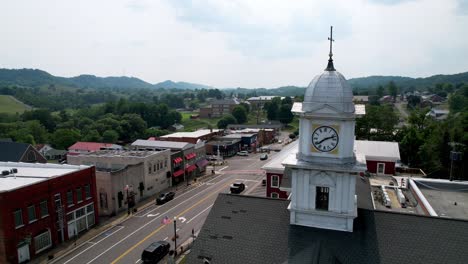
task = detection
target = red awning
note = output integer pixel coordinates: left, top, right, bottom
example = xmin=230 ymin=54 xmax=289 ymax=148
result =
xmin=173 ymin=157 xmax=183 ymax=164
xmin=185 ymin=164 xmax=197 ymax=173
xmin=185 ymin=153 xmax=196 ymax=160
xmin=173 ymin=170 xmax=184 ymax=177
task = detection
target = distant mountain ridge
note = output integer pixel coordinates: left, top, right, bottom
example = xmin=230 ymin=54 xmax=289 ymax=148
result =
xmin=0 ymin=68 xmax=467 ymax=94
xmin=0 ymin=68 xmax=213 ymax=90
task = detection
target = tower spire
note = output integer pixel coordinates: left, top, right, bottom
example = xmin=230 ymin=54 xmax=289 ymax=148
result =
xmin=325 ymin=26 xmax=336 ymax=71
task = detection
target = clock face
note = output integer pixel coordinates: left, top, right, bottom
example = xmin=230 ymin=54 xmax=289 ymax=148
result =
xmin=312 ymin=126 xmax=339 ymax=152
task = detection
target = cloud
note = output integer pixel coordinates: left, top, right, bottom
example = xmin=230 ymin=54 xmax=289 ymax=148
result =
xmin=368 ymin=0 xmax=416 ymax=5
xmin=0 ymin=0 xmax=467 ymax=88
xmin=167 ymin=0 xmax=352 ymax=59
xmin=458 ymin=0 xmax=468 ymax=15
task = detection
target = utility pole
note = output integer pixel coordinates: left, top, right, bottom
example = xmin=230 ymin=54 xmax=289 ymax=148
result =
xmin=173 ymin=217 xmax=177 ymax=257
xmin=449 ymin=142 xmax=464 ymax=181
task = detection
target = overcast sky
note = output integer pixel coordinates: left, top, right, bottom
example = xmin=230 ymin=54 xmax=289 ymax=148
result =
xmin=1 ymin=0 xmax=467 ymax=88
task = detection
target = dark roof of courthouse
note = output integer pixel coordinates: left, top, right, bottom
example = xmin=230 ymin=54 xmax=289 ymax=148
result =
xmin=187 ymin=192 xmax=468 ymax=264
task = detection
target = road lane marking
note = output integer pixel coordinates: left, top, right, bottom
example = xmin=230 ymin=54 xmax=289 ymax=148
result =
xmin=186 ymin=204 xmax=213 ymax=224
xmin=110 ymin=180 xmax=234 ymax=264
xmin=85 ymin=177 xmax=233 ymax=264
xmin=140 ymin=173 xmax=226 ymax=217
xmin=178 ymin=217 xmax=187 ymax=223
xmin=219 ymin=166 xmax=228 ymax=171
xmin=63 ymin=226 xmax=124 ymax=264
xmin=147 ymin=213 xmax=160 ymax=217
xmin=164 ymin=237 xmax=168 ymax=241
xmin=135 ymin=259 xmax=141 ymax=264
xmin=86 ymin=242 xmax=96 ymax=245
xmin=235 ymin=179 xmax=261 ymax=182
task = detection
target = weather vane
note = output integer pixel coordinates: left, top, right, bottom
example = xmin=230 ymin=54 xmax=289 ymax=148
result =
xmin=325 ymin=26 xmax=336 ymax=71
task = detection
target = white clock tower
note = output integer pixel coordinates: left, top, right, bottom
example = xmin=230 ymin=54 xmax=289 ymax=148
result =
xmin=284 ymin=27 xmax=359 ymax=232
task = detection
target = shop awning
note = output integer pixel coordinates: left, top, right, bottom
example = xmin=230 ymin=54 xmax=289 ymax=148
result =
xmin=173 ymin=170 xmax=184 ymax=177
xmin=196 ymin=159 xmax=209 ymax=168
xmin=185 ymin=153 xmax=196 ymax=160
xmin=173 ymin=157 xmax=183 ymax=164
xmin=185 ymin=164 xmax=197 ymax=173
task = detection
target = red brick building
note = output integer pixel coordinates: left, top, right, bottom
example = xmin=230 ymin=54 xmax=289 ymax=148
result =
xmin=262 ymin=141 xmax=299 ymax=199
xmin=0 ymin=162 xmax=98 ymax=263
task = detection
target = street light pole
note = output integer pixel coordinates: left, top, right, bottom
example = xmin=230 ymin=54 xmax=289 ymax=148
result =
xmin=125 ymin=185 xmax=130 ymax=215
xmin=173 ymin=216 xmax=177 ymax=257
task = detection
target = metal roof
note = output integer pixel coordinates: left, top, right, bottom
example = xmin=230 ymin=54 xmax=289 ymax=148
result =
xmin=160 ymin=129 xmax=221 ymax=139
xmin=354 ymin=140 xmax=401 ymax=162
xmin=131 ymin=139 xmax=193 ymax=150
xmin=302 ymin=70 xmax=355 ymax=113
xmin=0 ymin=162 xmax=90 ymax=192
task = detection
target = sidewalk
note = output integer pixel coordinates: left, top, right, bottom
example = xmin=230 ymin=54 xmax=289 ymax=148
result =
xmin=35 ymin=171 xmax=219 ymax=264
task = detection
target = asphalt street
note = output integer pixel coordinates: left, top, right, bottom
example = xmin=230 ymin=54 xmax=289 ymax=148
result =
xmin=53 ymin=151 xmax=278 ymax=264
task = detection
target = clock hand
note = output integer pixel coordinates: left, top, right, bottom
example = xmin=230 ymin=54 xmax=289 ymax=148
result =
xmin=317 ymin=135 xmax=336 ymax=144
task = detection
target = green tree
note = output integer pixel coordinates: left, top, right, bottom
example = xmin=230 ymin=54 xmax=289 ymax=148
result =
xmin=399 ymin=126 xmax=424 ymax=167
xmin=449 ymin=93 xmax=467 ymax=113
xmin=232 ymin=106 xmax=248 ymax=124
xmin=26 ymin=121 xmax=48 ymax=143
xmin=102 ymin=130 xmax=119 ymax=143
xmin=217 ymin=114 xmax=237 ymax=129
xmin=82 ymin=129 xmax=102 ymax=142
xmin=277 ymin=104 xmax=294 ymax=125
xmin=51 ymin=129 xmax=81 ymax=149
xmin=239 ymin=102 xmax=250 ymax=113
xmin=376 ymin=85 xmax=385 ymax=98
xmin=387 ymin=81 xmax=398 ymax=102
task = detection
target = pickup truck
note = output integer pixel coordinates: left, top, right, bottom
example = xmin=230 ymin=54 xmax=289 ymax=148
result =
xmin=230 ymin=182 xmax=246 ymax=194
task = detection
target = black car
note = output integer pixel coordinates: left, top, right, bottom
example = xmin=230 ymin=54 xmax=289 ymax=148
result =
xmin=260 ymin=154 xmax=268 ymax=160
xmin=141 ymin=241 xmax=170 ymax=263
xmin=230 ymin=182 xmax=245 ymax=194
xmin=156 ymin=192 xmax=175 ymax=205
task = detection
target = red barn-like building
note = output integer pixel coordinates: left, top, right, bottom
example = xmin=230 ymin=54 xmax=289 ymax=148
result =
xmin=354 ymin=140 xmax=400 ymax=175
xmin=0 ymin=162 xmax=98 ymax=264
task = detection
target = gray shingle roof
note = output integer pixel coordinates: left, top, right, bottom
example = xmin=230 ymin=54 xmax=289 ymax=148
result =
xmin=0 ymin=141 xmax=30 ymax=162
xmin=188 ymin=192 xmax=468 ymax=264
xmin=289 ymin=209 xmax=468 ymax=264
xmin=187 ymin=194 xmax=290 ymax=264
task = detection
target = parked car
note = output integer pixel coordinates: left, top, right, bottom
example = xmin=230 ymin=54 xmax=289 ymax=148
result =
xmin=156 ymin=192 xmax=175 ymax=205
xmin=141 ymin=241 xmax=170 ymax=263
xmin=260 ymin=154 xmax=268 ymax=160
xmin=237 ymin=151 xmax=249 ymax=156
xmin=230 ymin=182 xmax=246 ymax=194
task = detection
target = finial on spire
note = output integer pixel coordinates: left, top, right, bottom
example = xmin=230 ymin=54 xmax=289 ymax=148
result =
xmin=325 ymin=26 xmax=336 ymax=71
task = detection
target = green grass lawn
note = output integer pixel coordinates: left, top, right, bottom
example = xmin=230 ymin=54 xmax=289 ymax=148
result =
xmin=0 ymin=95 xmax=30 ymax=114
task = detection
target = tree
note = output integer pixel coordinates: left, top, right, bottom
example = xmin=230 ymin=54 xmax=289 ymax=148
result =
xmin=376 ymin=85 xmax=385 ymax=99
xmin=239 ymin=102 xmax=250 ymax=113
xmin=449 ymin=93 xmax=466 ymax=113
xmin=232 ymin=106 xmax=247 ymax=124
xmin=26 ymin=121 xmax=48 ymax=143
xmin=82 ymin=129 xmax=102 ymax=142
xmin=399 ymin=126 xmax=424 ymax=167
xmin=217 ymin=114 xmax=237 ymax=129
xmin=265 ymin=102 xmax=279 ymax=121
xmin=277 ymin=104 xmax=294 ymax=125
xmin=51 ymin=129 xmax=81 ymax=149
xmin=22 ymin=109 xmax=56 ymax=132
xmin=387 ymin=81 xmax=398 ymax=102
xmin=407 ymin=95 xmax=421 ymax=109
xmin=102 ymin=130 xmax=119 ymax=143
